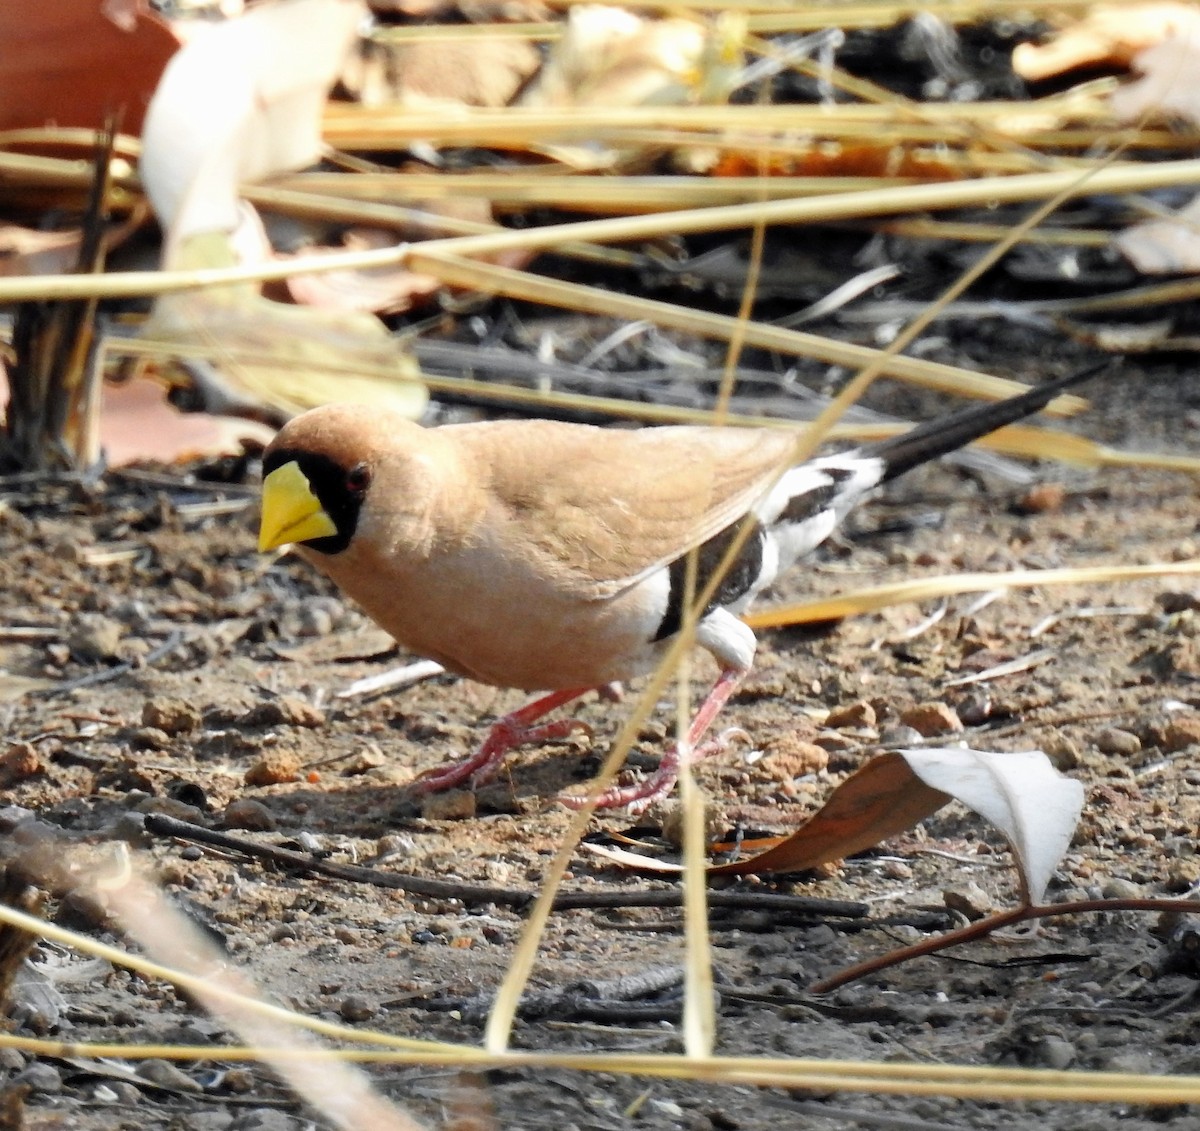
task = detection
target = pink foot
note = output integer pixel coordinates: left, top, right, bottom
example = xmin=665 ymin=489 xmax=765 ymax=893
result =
xmin=559 ymin=726 xmax=750 ymax=813
xmin=412 ymin=687 xmax=592 ymax=794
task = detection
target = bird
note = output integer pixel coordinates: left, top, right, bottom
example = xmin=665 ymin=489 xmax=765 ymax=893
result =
xmin=258 ymin=363 xmax=1105 ymax=810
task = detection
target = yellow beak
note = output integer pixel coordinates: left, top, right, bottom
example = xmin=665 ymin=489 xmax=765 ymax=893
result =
xmin=259 ymin=461 xmax=338 ymax=552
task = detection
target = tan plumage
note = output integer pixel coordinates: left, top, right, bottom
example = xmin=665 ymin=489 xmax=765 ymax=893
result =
xmin=258 ymin=363 xmax=1106 ymax=808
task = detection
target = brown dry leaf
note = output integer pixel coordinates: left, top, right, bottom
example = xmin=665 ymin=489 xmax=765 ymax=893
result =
xmin=1115 ymin=194 xmax=1200 ymax=272
xmin=100 ymin=375 xmax=275 ymax=466
xmin=586 ymin=747 xmax=1082 ymax=896
xmin=711 ymin=753 xmax=949 ymax=876
xmin=0 ymin=0 xmax=179 ymax=134
xmin=361 ymin=37 xmax=540 ymax=108
xmin=1012 ymin=1 xmax=1200 ymax=80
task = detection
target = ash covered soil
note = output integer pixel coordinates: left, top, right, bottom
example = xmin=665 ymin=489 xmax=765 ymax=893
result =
xmin=3 ymin=360 xmax=1200 ymax=1131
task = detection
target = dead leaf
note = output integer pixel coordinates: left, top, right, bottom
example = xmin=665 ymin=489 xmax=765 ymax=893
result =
xmin=1012 ymin=2 xmax=1200 ymax=81
xmin=137 ymin=0 xmax=427 ymax=420
xmin=1115 ymin=194 xmax=1200 ymax=273
xmin=898 ymin=748 xmax=1084 ymax=904
xmin=711 ymin=753 xmax=949 ymax=876
xmin=584 ymin=747 xmax=1082 ymax=900
xmin=359 ymin=37 xmax=540 ymax=108
xmin=283 ymin=228 xmax=442 ymax=314
xmin=0 ymin=0 xmax=179 ymax=134
xmin=100 ymin=374 xmax=275 ymax=466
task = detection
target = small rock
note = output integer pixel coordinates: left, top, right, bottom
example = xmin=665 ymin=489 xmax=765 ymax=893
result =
xmin=0 ymin=1047 xmax=26 ymax=1072
xmin=1101 ymin=877 xmax=1143 ymax=901
xmin=1 ymin=742 xmax=43 ymax=782
xmin=658 ymin=801 xmax=728 ymax=849
xmin=1035 ymin=1036 xmax=1076 ymax=1071
xmin=222 ymin=799 xmax=276 ymax=831
xmin=142 ymin=698 xmax=202 ymax=735
xmin=1156 ymin=591 xmax=1200 ymax=614
xmin=899 ymin=702 xmax=963 ymax=737
xmin=230 ymin=1108 xmax=295 ymax=1131
xmin=104 ymin=1081 xmax=145 ymax=1106
xmin=136 ymin=1060 xmax=202 ymax=1092
xmin=132 ymin=726 xmax=172 ymax=751
xmin=134 ymin=796 xmax=205 ymax=824
xmin=420 ymin=789 xmax=477 ymax=822
xmin=241 ymin=697 xmax=325 ymax=730
xmin=1095 ymin=727 xmax=1141 ymax=757
xmin=67 ymin=614 xmax=124 ymax=661
xmin=1043 ymin=733 xmax=1082 ymax=770
xmin=943 ymin=882 xmax=993 ymax=920
xmin=878 ymin=724 xmax=925 ymax=747
xmin=338 ymin=994 xmax=377 ymax=1023
xmin=1162 ymin=716 xmax=1200 ymax=753
xmin=244 ymin=751 xmax=301 ymax=787
xmin=826 ymin=700 xmax=876 ymax=729
xmin=12 ymin=1063 xmax=62 ymax=1095
xmin=1166 ymin=859 xmax=1200 ymax=891
xmin=758 ymin=733 xmax=828 ymax=780
xmin=1014 ymin=482 xmax=1066 ymax=515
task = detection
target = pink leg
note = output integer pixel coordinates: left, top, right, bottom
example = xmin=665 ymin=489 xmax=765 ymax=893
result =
xmin=560 ymin=667 xmax=746 ymax=813
xmin=413 ymin=687 xmax=593 ymax=794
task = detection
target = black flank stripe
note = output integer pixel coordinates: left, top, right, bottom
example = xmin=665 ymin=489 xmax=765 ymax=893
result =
xmin=653 ymin=521 xmax=766 ymax=642
xmin=777 ymin=466 xmax=854 ymax=526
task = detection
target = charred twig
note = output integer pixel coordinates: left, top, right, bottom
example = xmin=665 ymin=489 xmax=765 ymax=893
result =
xmin=142 ymin=814 xmax=871 ymax=919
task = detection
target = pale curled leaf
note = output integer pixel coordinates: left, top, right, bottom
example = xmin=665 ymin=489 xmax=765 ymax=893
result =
xmin=140 ymin=0 xmax=367 ymax=239
xmin=585 ymin=748 xmax=1082 ymax=898
xmin=899 ymin=748 xmax=1083 ymax=904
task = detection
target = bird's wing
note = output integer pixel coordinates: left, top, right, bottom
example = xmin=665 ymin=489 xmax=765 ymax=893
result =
xmin=455 ymin=421 xmax=799 ymax=599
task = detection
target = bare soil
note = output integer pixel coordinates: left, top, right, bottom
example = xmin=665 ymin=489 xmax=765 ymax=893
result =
xmin=2 ymin=355 xmax=1200 ymax=1130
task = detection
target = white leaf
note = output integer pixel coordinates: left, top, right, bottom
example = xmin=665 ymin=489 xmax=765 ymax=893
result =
xmin=898 ymin=747 xmax=1083 ymax=904
xmin=140 ymin=0 xmax=366 ymax=240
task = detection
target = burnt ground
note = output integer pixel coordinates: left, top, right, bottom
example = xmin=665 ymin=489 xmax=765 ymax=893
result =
xmin=2 ymin=337 xmax=1200 ymax=1131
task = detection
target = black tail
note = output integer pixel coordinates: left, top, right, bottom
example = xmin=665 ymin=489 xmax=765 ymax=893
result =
xmin=869 ymin=360 xmax=1113 ymax=483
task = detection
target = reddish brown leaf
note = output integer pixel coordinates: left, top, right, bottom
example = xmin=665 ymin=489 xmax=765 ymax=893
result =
xmin=0 ymin=0 xmax=179 ymax=135
xmin=710 ymin=753 xmax=949 ymax=876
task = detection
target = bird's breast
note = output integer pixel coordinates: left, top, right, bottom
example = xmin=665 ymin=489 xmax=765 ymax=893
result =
xmin=304 ymin=539 xmax=672 ymax=692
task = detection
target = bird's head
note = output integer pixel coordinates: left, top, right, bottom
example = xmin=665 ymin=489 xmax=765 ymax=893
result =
xmin=258 ymin=405 xmax=391 ymax=556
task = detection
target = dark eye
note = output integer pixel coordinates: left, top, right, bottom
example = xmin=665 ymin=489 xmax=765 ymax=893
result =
xmin=345 ymin=463 xmax=371 ymax=493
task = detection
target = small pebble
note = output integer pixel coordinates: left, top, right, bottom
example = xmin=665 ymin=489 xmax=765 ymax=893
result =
xmin=825 ymin=700 xmax=876 ymax=729
xmin=338 ymin=994 xmax=377 ymax=1023
xmin=1014 ymin=482 xmax=1066 ymax=515
xmin=1095 ymin=727 xmax=1140 ymax=757
xmin=1101 ymin=877 xmax=1143 ymax=901
xmin=223 ymin=799 xmax=277 ymax=831
xmin=879 ymin=724 xmax=925 ymax=747
xmin=758 ymin=733 xmax=828 ymax=780
xmin=142 ymin=698 xmax=202 ymax=735
xmin=244 ymin=751 xmax=301 ymax=787
xmin=1 ymin=742 xmax=43 ymax=782
xmin=136 ymin=1058 xmax=202 ymax=1092
xmin=900 ymin=702 xmax=964 ymax=737
xmin=942 ymin=881 xmax=993 ymax=920
xmin=420 ymin=789 xmax=477 ymax=821
xmin=1162 ymin=716 xmax=1200 ymax=753
xmin=1043 ymin=733 xmax=1082 ymax=770
xmin=1035 ymin=1036 xmax=1076 ymax=1070
xmin=240 ymin=697 xmax=325 ymax=730
xmin=12 ymin=1062 xmax=62 ymax=1095
xmin=67 ymin=614 xmax=124 ymax=661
